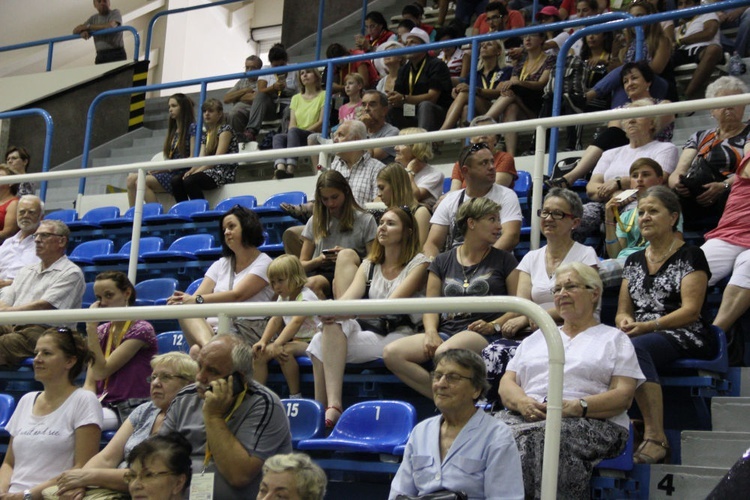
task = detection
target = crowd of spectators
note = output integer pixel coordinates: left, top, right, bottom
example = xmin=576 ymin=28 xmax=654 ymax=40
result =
xmin=3 ymin=1 xmax=750 ymax=499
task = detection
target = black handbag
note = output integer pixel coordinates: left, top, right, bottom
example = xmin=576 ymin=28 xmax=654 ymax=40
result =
xmin=356 ymin=262 xmax=415 ymax=335
xmin=681 ymin=155 xmax=721 ymax=196
xmin=395 ymin=491 xmax=468 ymax=500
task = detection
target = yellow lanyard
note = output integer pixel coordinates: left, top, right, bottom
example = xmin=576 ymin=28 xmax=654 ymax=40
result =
xmin=102 ymin=321 xmax=131 ymax=392
xmin=408 ymin=58 xmax=427 ymax=95
xmin=613 ymin=205 xmax=636 ymax=233
xmin=520 ymin=52 xmax=544 ymax=81
xmin=480 ymin=67 xmax=499 ymax=89
xmin=202 ymin=386 xmax=248 ymax=469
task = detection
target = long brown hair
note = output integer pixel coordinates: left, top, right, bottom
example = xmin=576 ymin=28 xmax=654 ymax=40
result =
xmin=162 ymin=93 xmax=195 ymax=159
xmin=312 ymin=170 xmax=362 ymax=241
xmin=367 ymin=206 xmax=420 ymax=267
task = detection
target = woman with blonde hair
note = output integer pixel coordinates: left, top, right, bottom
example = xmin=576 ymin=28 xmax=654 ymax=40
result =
xmin=376 ymin=163 xmax=431 ymax=246
xmin=272 ymin=68 xmax=326 ymax=179
xmin=394 ymin=128 xmax=444 ymax=210
xmin=440 ymin=38 xmax=508 ymax=131
xmin=170 ymin=98 xmax=239 ymax=201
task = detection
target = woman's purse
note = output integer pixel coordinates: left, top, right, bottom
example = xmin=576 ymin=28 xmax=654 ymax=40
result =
xmin=681 ymin=155 xmax=722 ymax=197
xmin=356 ymin=262 xmax=415 ymax=335
xmin=395 ymin=492 xmax=468 ymax=500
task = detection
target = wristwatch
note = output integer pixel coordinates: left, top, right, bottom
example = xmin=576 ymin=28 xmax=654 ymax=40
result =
xmin=23 ymin=490 xmax=32 ymax=500
xmin=579 ymin=399 xmax=588 ymax=418
xmin=195 ymin=295 xmax=204 ymax=304
xmin=492 ymin=321 xmax=501 ymax=333
xmin=615 ymin=177 xmax=622 ymax=190
xmin=724 ymin=181 xmax=730 ymax=191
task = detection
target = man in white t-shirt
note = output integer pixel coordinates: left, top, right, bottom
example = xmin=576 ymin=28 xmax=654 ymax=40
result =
xmin=0 ymin=196 xmax=42 ymax=288
xmin=674 ymin=0 xmax=723 ymax=100
xmin=424 ymin=143 xmax=523 ymax=258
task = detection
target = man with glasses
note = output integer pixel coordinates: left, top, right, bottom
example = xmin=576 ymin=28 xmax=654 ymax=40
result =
xmin=224 ymin=55 xmax=265 ymax=141
xmin=0 ymin=196 xmax=43 ymax=289
xmin=160 ymin=334 xmax=291 ymax=499
xmin=472 ymin=1 xmax=525 ymax=36
xmin=424 ymin=143 xmax=522 ymax=257
xmin=0 ymin=220 xmax=85 ymax=367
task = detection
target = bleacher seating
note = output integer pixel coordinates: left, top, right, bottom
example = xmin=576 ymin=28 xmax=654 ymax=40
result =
xmin=254 ymin=191 xmax=307 ymax=215
xmin=44 ymin=209 xmax=77 ymax=223
xmin=156 ymin=331 xmax=189 ymax=354
xmin=155 ymin=278 xmax=203 ymax=305
xmin=81 ymin=282 xmax=97 ymax=308
xmin=143 ymin=200 xmax=209 ymax=225
xmin=66 ymin=206 xmax=120 ymax=230
xmin=134 ymin=278 xmax=179 ymax=306
xmin=281 ymin=398 xmax=326 ymax=448
xmin=191 ymin=195 xmax=258 ymax=222
xmin=141 ymin=234 xmax=215 ymax=263
xmin=68 ymin=239 xmax=115 ymax=265
xmin=99 ymin=203 xmax=164 ymax=228
xmin=91 ymin=237 xmax=165 ymax=265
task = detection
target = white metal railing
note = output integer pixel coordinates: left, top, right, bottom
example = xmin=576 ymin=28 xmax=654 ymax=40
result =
xmin=0 ymin=296 xmax=564 ymax=499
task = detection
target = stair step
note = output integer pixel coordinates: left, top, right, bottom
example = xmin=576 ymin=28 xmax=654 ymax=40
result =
xmin=681 ymin=431 xmax=750 ymax=468
xmin=648 ymin=464 xmax=726 ymax=499
xmin=109 ymin=144 xmax=162 ymax=159
xmin=132 ymin=136 xmax=167 ymax=148
xmin=712 ymin=397 xmax=750 ymax=432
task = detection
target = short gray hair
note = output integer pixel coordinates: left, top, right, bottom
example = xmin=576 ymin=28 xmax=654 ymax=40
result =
xmin=544 ymin=187 xmax=583 ymax=219
xmin=262 ymin=453 xmax=327 ymax=500
xmin=433 ymin=349 xmax=490 ymax=399
xmin=213 ymin=333 xmax=254 ymax=378
xmin=40 ymin=219 xmax=70 ymax=239
xmin=556 ymin=262 xmax=603 ymax=293
xmin=469 ymin=114 xmax=497 ymax=127
xmin=343 ymin=120 xmax=367 ymax=140
xmin=19 ymin=194 xmax=44 ymax=212
xmin=706 ymin=76 xmax=749 ymax=99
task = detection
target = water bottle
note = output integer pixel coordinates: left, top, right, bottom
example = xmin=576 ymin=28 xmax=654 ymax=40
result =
xmin=728 ymin=52 xmax=746 ymax=76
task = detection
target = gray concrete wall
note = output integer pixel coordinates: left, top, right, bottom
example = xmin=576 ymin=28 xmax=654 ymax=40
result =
xmin=282 ymin=0 xmax=370 ymax=49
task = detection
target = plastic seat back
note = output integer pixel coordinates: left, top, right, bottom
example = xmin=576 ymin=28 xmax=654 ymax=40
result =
xmin=69 ymin=239 xmax=114 ymax=264
xmin=667 ymin=325 xmax=728 ymax=375
xmin=81 ymin=206 xmax=120 ymax=223
xmin=442 ymin=177 xmax=452 ymax=194
xmin=156 ymin=331 xmax=189 ymax=354
xmin=44 ymin=209 xmax=77 ymax=223
xmin=215 ymin=196 xmax=258 ymax=212
xmin=281 ymin=399 xmax=326 ymax=447
xmin=167 ymin=234 xmax=214 ymax=254
xmin=81 ymin=282 xmax=97 ymax=308
xmin=0 ymin=394 xmax=16 ymax=433
xmin=262 ymin=191 xmax=307 ymax=208
xmin=169 ymin=199 xmax=209 ymax=217
xmin=134 ymin=278 xmax=179 ymax=306
xmin=186 ymin=278 xmax=204 ymax=295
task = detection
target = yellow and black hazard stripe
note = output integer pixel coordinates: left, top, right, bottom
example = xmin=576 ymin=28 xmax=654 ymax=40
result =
xmin=128 ymin=60 xmax=149 ymax=130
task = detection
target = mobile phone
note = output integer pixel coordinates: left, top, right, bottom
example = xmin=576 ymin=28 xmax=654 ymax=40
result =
xmin=614 ymin=188 xmax=639 ymax=203
xmin=322 ymin=248 xmax=336 ymax=256
xmin=206 ymin=372 xmax=245 ymax=395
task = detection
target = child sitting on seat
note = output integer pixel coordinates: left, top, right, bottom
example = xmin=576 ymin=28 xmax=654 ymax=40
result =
xmin=252 ymin=255 xmax=320 ymax=398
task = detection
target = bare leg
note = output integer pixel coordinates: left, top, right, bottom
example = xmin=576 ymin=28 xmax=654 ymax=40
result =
xmin=503 ymin=103 xmax=521 ymax=157
xmin=320 ymin=323 xmax=348 ymax=425
xmin=178 ymin=318 xmax=215 ymax=348
xmin=283 ymin=225 xmax=304 ymax=257
xmin=279 ymin=342 xmax=310 ymax=395
xmin=333 ymin=249 xmax=361 ymax=299
xmin=311 ymin=353 xmax=327 ymax=403
xmin=306 ymin=275 xmax=331 ymax=300
xmin=382 ymin=334 xmax=433 ymax=398
xmin=437 ymin=0 xmax=449 ymax=26
xmin=486 ymin=95 xmax=515 ymax=121
xmin=634 ymin=381 xmax=669 ymax=462
xmin=440 ymin=92 xmax=469 ymax=130
xmin=713 ymin=285 xmax=750 ymax=332
xmin=252 ymin=354 xmax=270 ymax=385
xmin=127 ymin=173 xmax=163 ymax=206
xmin=434 ymin=330 xmax=490 ymax=356
xmin=685 ymin=45 xmax=723 ymax=100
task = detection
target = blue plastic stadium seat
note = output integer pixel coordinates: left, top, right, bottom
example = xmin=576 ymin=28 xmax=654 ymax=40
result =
xmin=155 ymin=278 xmax=203 ymax=305
xmin=44 ymin=209 xmax=78 ymax=223
xmin=156 ymin=331 xmax=190 ymax=354
xmin=297 ymin=400 xmax=416 ymax=454
xmin=258 ymin=229 xmax=285 ymax=255
xmin=194 ymin=247 xmax=223 ymax=260
xmin=281 ymin=398 xmax=326 ymax=448
xmin=134 ymin=278 xmax=179 ymax=306
xmin=66 ymin=206 xmax=120 ymax=230
xmin=596 ymin=423 xmax=634 ymax=471
xmin=392 ymin=444 xmax=406 ymax=456
xmin=91 ymin=237 xmax=164 ymax=265
xmin=442 ymin=177 xmax=452 ymax=194
xmin=665 ymin=325 xmax=728 ymax=376
xmin=68 ymin=239 xmax=114 ymax=265
xmin=191 ymin=195 xmax=258 ymax=221
xmin=82 ymin=282 xmax=97 ymax=308
xmin=0 ymin=394 xmax=16 ymax=437
xmin=143 ymin=200 xmax=209 ymax=225
xmin=254 ymin=191 xmax=307 ymax=216
xmin=141 ymin=234 xmax=214 ymax=263
xmin=100 ymin=203 xmax=164 ymax=228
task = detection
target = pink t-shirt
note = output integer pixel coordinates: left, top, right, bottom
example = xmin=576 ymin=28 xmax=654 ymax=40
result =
xmin=338 ymin=101 xmax=363 ymax=122
xmin=96 ymin=319 xmax=157 ymax=403
xmin=705 ymin=155 xmax=750 ymax=247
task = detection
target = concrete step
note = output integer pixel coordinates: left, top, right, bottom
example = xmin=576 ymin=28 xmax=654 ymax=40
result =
xmin=739 ymin=367 xmax=750 ymax=397
xmin=132 ymin=136 xmax=167 ymax=149
xmin=109 ymin=144 xmax=163 ymax=159
xmin=648 ymin=464 xmax=726 ymax=499
xmin=681 ymin=431 xmax=750 ymax=468
xmin=712 ymin=397 xmax=750 ymax=432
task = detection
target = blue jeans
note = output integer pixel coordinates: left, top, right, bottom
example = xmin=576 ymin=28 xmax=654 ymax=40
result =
xmin=722 ymin=9 xmax=750 ymax=57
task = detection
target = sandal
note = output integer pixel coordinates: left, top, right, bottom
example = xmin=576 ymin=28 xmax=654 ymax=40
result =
xmin=633 ymin=438 xmax=670 ymax=464
xmin=544 ymin=176 xmax=570 ymax=190
xmin=325 ymin=406 xmax=342 ymax=429
xmin=281 ymin=202 xmax=312 ymax=223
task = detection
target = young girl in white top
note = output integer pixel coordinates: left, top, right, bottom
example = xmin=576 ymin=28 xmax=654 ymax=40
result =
xmin=253 ymin=255 xmax=321 ymax=398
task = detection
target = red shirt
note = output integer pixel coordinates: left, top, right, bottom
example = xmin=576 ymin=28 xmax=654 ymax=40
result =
xmin=473 ymin=10 xmax=525 ymax=35
xmin=451 ymin=151 xmax=517 ymax=188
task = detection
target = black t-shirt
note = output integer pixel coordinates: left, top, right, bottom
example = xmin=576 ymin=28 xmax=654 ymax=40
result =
xmin=394 ymin=55 xmax=453 ymax=110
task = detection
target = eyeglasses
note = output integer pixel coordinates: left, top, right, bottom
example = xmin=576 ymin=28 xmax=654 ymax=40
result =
xmin=33 ymin=232 xmax=64 ymax=240
xmin=458 ymin=142 xmax=489 ymax=167
xmin=146 ymin=373 xmax=190 ymax=384
xmin=123 ymin=470 xmax=175 ymax=484
xmin=551 ymin=283 xmax=593 ymax=295
xmin=486 ymin=15 xmax=503 ymax=21
xmin=537 ymin=209 xmax=576 ymax=220
xmin=431 ymin=371 xmax=473 ymax=385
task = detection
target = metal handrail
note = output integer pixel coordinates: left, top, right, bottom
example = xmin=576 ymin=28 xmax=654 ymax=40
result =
xmin=0 ymin=26 xmax=140 ymax=71
xmin=78 ymin=11 xmax=646 ymax=194
xmin=548 ymin=0 xmax=750 ymax=174
xmin=0 ymin=109 xmax=54 ymax=201
xmin=0 ymin=295 xmax=564 ymax=500
xmin=144 ymin=0 xmax=248 ymax=59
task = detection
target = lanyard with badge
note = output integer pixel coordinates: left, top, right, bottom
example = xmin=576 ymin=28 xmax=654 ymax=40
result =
xmin=189 ymin=384 xmax=248 ymax=500
xmin=404 ymin=58 xmax=427 ymax=117
xmin=97 ymin=321 xmax=131 ymax=401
